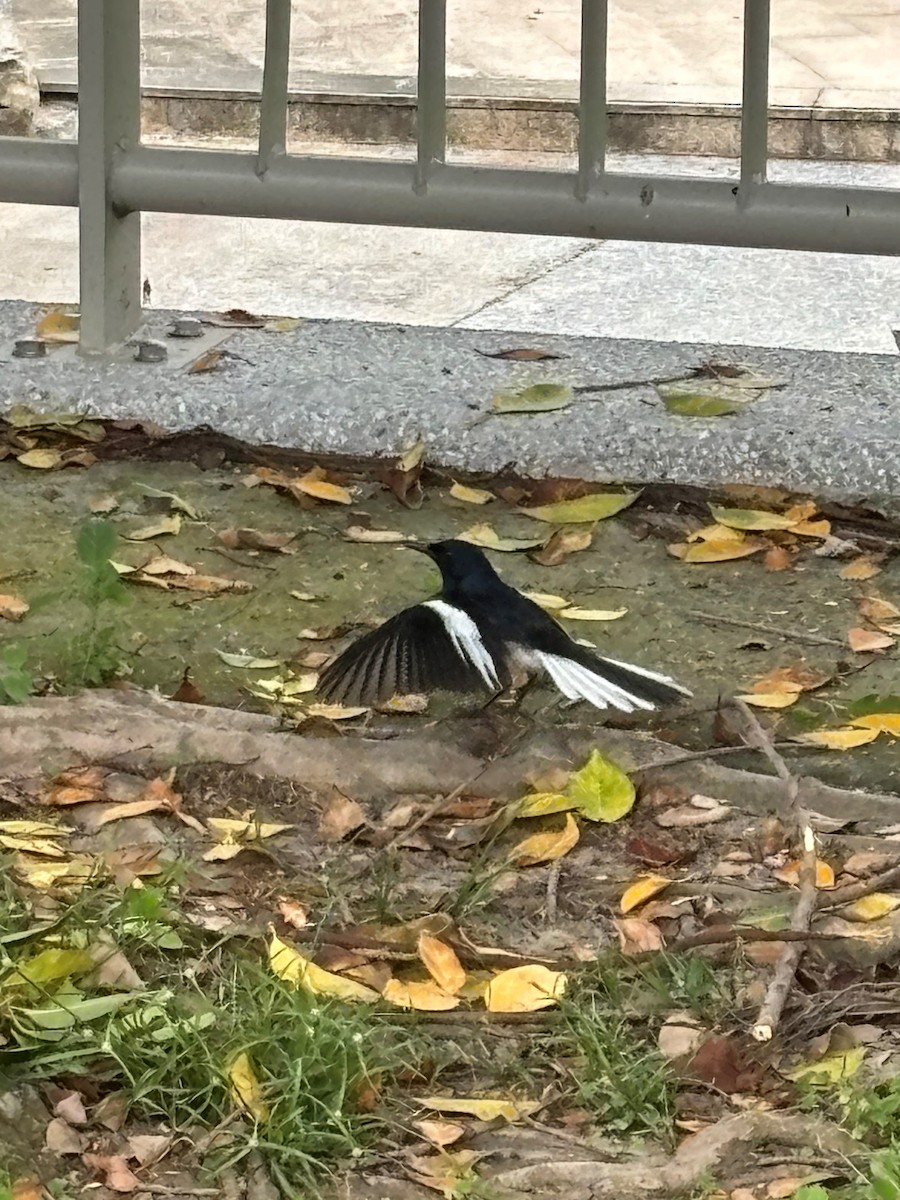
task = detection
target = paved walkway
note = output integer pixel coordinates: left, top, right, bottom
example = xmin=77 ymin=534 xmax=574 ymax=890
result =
xmin=7 ymin=0 xmax=900 ymax=110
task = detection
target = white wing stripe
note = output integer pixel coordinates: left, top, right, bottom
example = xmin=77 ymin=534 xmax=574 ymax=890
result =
xmin=423 ymin=600 xmax=501 ymax=690
xmin=600 ymin=655 xmax=693 ymax=696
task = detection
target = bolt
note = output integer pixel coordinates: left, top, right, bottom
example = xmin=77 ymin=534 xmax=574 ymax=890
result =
xmin=12 ymin=338 xmax=47 ymax=358
xmin=169 ymin=317 xmax=203 ymax=338
xmin=134 ymin=339 xmax=168 ymax=363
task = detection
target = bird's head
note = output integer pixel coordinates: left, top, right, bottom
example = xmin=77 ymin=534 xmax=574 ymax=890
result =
xmin=406 ymin=538 xmax=499 ymax=590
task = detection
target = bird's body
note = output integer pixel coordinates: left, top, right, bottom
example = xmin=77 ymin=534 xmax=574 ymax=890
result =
xmin=317 ymin=539 xmax=690 ymax=712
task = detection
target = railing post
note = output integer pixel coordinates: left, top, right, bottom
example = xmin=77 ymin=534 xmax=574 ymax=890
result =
xmin=739 ymin=0 xmax=770 ymax=195
xmin=77 ymin=0 xmax=142 ymax=355
xmin=257 ymin=0 xmax=292 ymax=176
xmin=415 ymin=0 xmax=447 ymax=193
xmin=576 ymin=0 xmax=608 ymax=201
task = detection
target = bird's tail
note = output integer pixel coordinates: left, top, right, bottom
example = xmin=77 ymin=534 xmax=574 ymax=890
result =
xmin=533 ymin=649 xmax=691 ymax=712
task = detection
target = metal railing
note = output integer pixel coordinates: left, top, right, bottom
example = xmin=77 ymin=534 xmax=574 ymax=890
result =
xmin=0 ymin=0 xmax=897 ymax=354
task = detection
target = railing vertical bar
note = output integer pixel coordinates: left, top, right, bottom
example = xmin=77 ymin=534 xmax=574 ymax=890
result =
xmin=415 ymin=0 xmax=447 ymax=192
xmin=740 ymin=0 xmax=770 ymax=190
xmin=77 ymin=0 xmax=142 ymax=354
xmin=257 ymin=0 xmax=292 ymax=175
xmin=576 ymin=0 xmax=608 ymax=200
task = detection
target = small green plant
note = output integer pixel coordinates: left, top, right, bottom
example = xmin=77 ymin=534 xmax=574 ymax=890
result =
xmin=0 ymin=642 xmax=32 ymax=704
xmin=64 ymin=519 xmax=130 ymax=687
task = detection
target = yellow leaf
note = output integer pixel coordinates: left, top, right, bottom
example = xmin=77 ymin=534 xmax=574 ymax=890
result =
xmin=848 ymin=627 xmax=895 ymax=653
xmin=0 ymin=835 xmax=68 ymax=857
xmin=515 ymin=792 xmax=573 ymax=819
xmin=485 ymin=964 xmax=567 ymax=1012
xmin=36 ymin=309 xmax=80 ymax=343
xmin=669 ymin=535 xmax=769 ymax=563
xmin=415 ymin=1096 xmax=540 ymax=1123
xmin=620 ymin=874 xmax=671 ymax=914
xmin=844 ymin=893 xmax=900 ymax=922
xmin=382 ymin=979 xmax=460 ymax=1011
xmin=508 ymin=813 xmax=579 ymax=867
xmin=772 ymin=858 xmax=835 ymax=889
xmin=0 ymin=593 xmax=29 ymax=621
xmin=228 ymin=1052 xmax=269 ymax=1123
xmin=686 ymin=523 xmax=747 ymax=544
xmin=202 ymin=842 xmax=246 ymax=861
xmin=449 ymin=482 xmax=494 ymax=505
xmin=708 ymin=505 xmax=799 ymax=531
xmin=264 ymin=316 xmax=303 ymax=333
xmin=795 ymin=727 xmax=880 ymax=750
xmin=749 ymin=664 xmax=830 ymax=694
xmin=14 ymin=855 xmax=95 ymax=889
xmin=850 ymin=713 xmax=900 ymax=736
xmin=735 ymin=691 xmax=799 ymax=709
xmin=840 ymin=556 xmax=883 ymax=581
xmin=304 ymin=703 xmax=369 ymax=720
xmin=792 ymin=519 xmax=831 ymax=538
xmin=522 ymin=591 xmax=571 ymax=610
xmin=559 ymin=607 xmax=627 ymax=622
xmin=207 ymin=816 xmax=293 ymax=842
xmin=567 ymin=748 xmax=635 ymax=823
xmin=517 ymin=491 xmax=639 ymax=524
xmin=458 ymin=523 xmax=545 ymax=553
xmin=0 ymin=819 xmax=68 ymax=838
xmin=397 ymin=438 xmax=426 ymax=473
xmin=16 ymin=449 xmax=63 ymax=470
xmin=417 ymin=935 xmax=466 ymax=995
xmin=787 ymin=1046 xmax=865 ymax=1084
xmin=125 ymin=515 xmax=182 ymax=541
xmin=268 ymin=931 xmax=380 ymax=1002
xmin=295 ymin=471 xmax=353 ymax=505
xmin=139 ymin=554 xmax=195 ymax=576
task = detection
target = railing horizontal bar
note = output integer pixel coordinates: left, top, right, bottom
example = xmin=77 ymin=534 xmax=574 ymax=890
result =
xmin=740 ymin=0 xmax=770 ymax=188
xmin=110 ymin=148 xmax=899 ymax=256
xmin=577 ymin=0 xmax=608 ymax=198
xmin=0 ymin=138 xmax=78 ymax=206
xmin=258 ymin=0 xmax=292 ymax=174
xmin=415 ymin=0 xmax=447 ymax=190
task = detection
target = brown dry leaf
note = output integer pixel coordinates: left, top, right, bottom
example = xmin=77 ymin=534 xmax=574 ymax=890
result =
xmin=132 ymin=569 xmax=253 ymax=595
xmin=383 ymin=978 xmax=460 ymax=1011
xmin=344 ymin=525 xmax=408 ymax=543
xmin=485 ymin=963 xmax=567 ymax=1012
xmin=750 ymin=663 xmax=831 ymax=694
xmin=379 ymin=693 xmax=429 ymax=714
xmin=90 ymin=796 xmax=173 ymax=827
xmin=859 ymin=595 xmax=900 ymax=626
xmin=138 ymin=554 xmax=195 ymax=576
xmin=655 ymin=800 xmax=732 ymax=827
xmin=81 ymin=1153 xmax=140 ymax=1193
xmin=53 ymin=1092 xmax=88 ymax=1125
xmin=613 ymin=917 xmax=665 ymax=955
xmin=848 ymin=627 xmax=895 ymax=653
xmin=620 ymin=874 xmax=672 ymax=913
xmin=406 ymin=1149 xmax=480 ymax=1195
xmin=475 ymin=346 xmax=563 ymax=361
xmin=125 ymin=515 xmax=182 ymax=542
xmin=772 ymin=858 xmax=835 ymax=888
xmin=126 ymin=1134 xmax=173 ymax=1167
xmin=0 ymin=593 xmax=29 ymax=621
xmin=318 ymin=790 xmax=366 ymax=842
xmin=171 ymin=670 xmax=205 ymax=704
xmin=187 ymin=349 xmax=222 ymax=374
xmin=36 ymin=309 xmax=80 ymax=342
xmin=508 ymin=813 xmax=579 ymax=867
xmin=763 ymin=545 xmax=794 ymax=572
xmin=294 ymin=468 xmax=353 ymax=505
xmin=45 ymin=1117 xmax=84 ymax=1154
xmin=687 ymin=1034 xmax=752 ymax=1093
xmin=418 ymin=934 xmax=466 ymax=995
xmin=11 ymin=1177 xmax=43 ymax=1200
xmin=449 ymin=481 xmax=495 ymax=505
xmin=278 ymin=898 xmax=310 ymax=928
xmin=658 ymin=1013 xmax=705 ymax=1061
xmin=530 ymin=527 xmax=592 ymax=566
xmin=840 ymin=555 xmax=884 ymax=581
xmin=794 ymin=726 xmax=881 ymax=750
xmin=413 ymin=1119 xmax=466 ymax=1147
xmin=218 ymin=527 xmax=296 ymax=553
xmin=382 ymin=438 xmax=426 ymax=508
xmin=735 ymin=691 xmax=799 ymax=709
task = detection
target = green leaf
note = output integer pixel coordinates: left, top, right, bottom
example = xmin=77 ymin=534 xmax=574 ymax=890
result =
xmin=566 ymin=749 xmax=635 ymax=822
xmin=3 ymin=947 xmax=93 ymax=989
xmin=14 ymin=992 xmax=134 ymax=1030
xmin=792 ymin=1188 xmax=830 ymax=1200
xmin=788 ymin=1046 xmax=866 ymax=1085
xmin=155 ymin=930 xmax=185 ymax=950
xmin=516 ymin=793 xmax=574 ymax=819
xmin=657 ymin=385 xmax=741 ymax=417
xmin=492 ymin=383 xmax=573 ymax=414
xmin=458 ymin=524 xmax=546 ymax=553
xmin=517 ymin=492 xmax=640 ymax=524
xmin=708 ymin=505 xmax=798 ymax=531
xmin=77 ymin=519 xmax=117 ymax=566
xmin=848 ymin=694 xmax=900 ymax=719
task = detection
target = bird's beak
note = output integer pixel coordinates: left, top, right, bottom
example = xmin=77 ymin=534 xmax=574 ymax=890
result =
xmin=398 ymin=540 xmax=434 ymax=558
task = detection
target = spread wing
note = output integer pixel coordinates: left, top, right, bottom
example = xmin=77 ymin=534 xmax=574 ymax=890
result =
xmin=316 ymin=602 xmax=507 ymax=706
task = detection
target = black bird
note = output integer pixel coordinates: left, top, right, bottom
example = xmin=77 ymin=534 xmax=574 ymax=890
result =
xmin=317 ymin=539 xmax=691 ymax=712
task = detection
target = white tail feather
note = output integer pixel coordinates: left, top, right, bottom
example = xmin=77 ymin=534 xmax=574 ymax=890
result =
xmin=600 ymin=654 xmax=693 ymax=696
xmin=535 ymin=651 xmax=655 ymax=712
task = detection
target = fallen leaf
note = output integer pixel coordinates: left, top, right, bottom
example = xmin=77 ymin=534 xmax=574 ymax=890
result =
xmin=859 ymin=596 xmax=900 ymax=625
xmin=82 ymin=1154 xmax=140 ymax=1193
xmin=406 ymin=1149 xmax=480 ymax=1195
xmin=614 ymin=917 xmax=665 ymax=955
xmin=54 ymin=1092 xmax=88 ymax=1125
xmin=90 ymin=797 xmax=175 ymax=828
xmin=787 ymin=1046 xmax=866 ymax=1084
xmin=625 ymin=835 xmax=682 ymax=867
xmin=383 ymin=979 xmax=460 ymax=1011
xmin=45 ymin=1117 xmax=84 ymax=1154
xmin=669 ymin=528 xmax=769 ymax=563
xmin=0 ymin=593 xmax=29 ymax=621
xmin=449 ymin=482 xmax=494 ymax=505
xmin=171 ymin=670 xmax=205 ymax=704
xmin=304 ymin=703 xmax=369 ymax=720
xmin=382 ymin=438 xmax=426 ymax=508
xmin=840 ymin=555 xmax=883 ymax=581
xmin=620 ymin=875 xmax=671 ymax=914
xmin=518 ymin=491 xmax=639 ymax=524
xmin=709 ymin=505 xmax=800 ymax=531
xmin=215 ymin=650 xmax=281 ymax=669
xmin=208 ymin=815 xmax=292 ymax=842
xmin=319 ymin=791 xmax=366 ymax=842
xmin=344 ymin=525 xmax=408 ymax=543
xmin=135 ymin=484 xmax=202 ymax=521
xmin=187 ymin=348 xmax=222 ymax=374
xmin=493 ymin=382 xmax=573 ymax=414
xmin=125 ymin=515 xmax=182 ymax=541
xmin=418 ymin=934 xmax=466 ymax=995
xmin=37 ymin=309 xmax=80 ymax=343
xmin=850 ymin=713 xmax=900 ymax=736
xmin=12 ymin=1177 xmax=44 ymax=1200
xmin=295 ymin=469 xmax=353 ymax=505
xmin=378 ymin=693 xmax=429 ymax=714
xmin=658 ymin=1013 xmax=705 ymax=1061
xmin=16 ymin=448 xmax=64 ymax=470
xmin=137 ymin=553 xmax=195 ymax=576
xmin=218 ymin=527 xmax=296 ymax=553
xmin=228 ymin=1051 xmax=269 ymax=1122
xmin=764 ymin=545 xmax=795 ymax=572
xmin=126 ymin=1134 xmax=172 ymax=1167
xmin=277 ymin=898 xmax=309 ymax=928
xmin=476 ymin=347 xmax=563 ymax=361
xmin=269 ymin=931 xmax=379 ymax=1001
xmin=848 ymin=627 xmax=895 ymax=653
xmin=413 ymin=1119 xmax=466 ymax=1147
xmin=843 ymin=894 xmax=900 ymax=922
xmin=88 ymin=492 xmax=119 ymax=514
xmin=687 ymin=1034 xmax=752 ymax=1093
xmin=264 ymin=316 xmax=303 ymax=332
xmin=458 ymin=523 xmax=545 ymax=553
xmin=749 ymin=664 xmax=831 ymax=694
xmin=657 ymin=384 xmax=740 ymax=417
xmin=736 ymin=691 xmax=799 ymax=709
xmin=415 ymin=1095 xmax=539 ymax=1121
xmin=558 ymin=606 xmax=627 ymax=622
xmin=485 ymin=964 xmax=566 ymax=1012
xmin=771 ymin=858 xmax=835 ymax=888
xmin=508 ymin=813 xmax=579 ymax=867
xmin=567 ymin=748 xmax=636 ymax=823
xmin=530 ymin=527 xmax=592 ymax=566
xmin=794 ymin=726 xmax=881 ymax=750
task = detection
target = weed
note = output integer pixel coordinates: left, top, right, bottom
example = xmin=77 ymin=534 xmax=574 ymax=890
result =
xmin=0 ymin=643 xmax=32 ymax=705
xmin=64 ymin=519 xmax=131 ymax=687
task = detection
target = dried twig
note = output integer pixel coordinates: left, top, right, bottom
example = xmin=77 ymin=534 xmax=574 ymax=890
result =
xmin=732 ymin=699 xmax=818 ymax=1043
xmin=545 ymin=859 xmax=563 ymax=922
xmin=689 ymin=611 xmax=846 ymax=649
